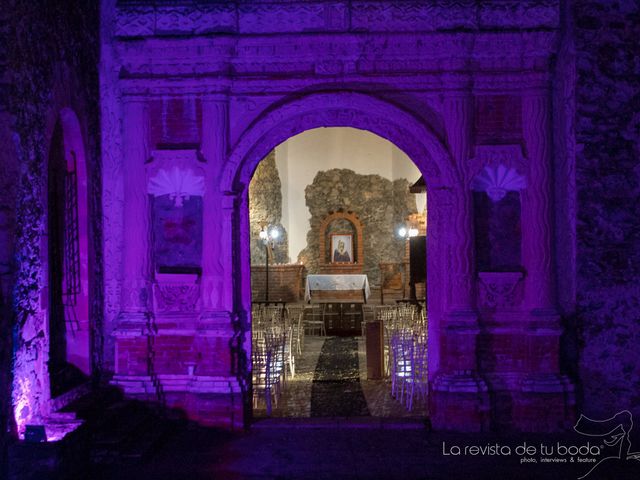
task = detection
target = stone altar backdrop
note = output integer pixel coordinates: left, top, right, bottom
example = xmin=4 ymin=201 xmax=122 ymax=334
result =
xmin=299 ymin=169 xmax=417 ymax=286
xmin=248 ymin=150 xmax=289 ymax=265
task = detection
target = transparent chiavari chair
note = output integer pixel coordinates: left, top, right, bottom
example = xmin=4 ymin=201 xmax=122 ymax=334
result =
xmin=413 ymin=331 xmax=429 ymax=404
xmin=252 ymin=328 xmax=280 ymax=415
xmin=263 ymin=305 xmax=285 ymax=326
xmin=286 ymin=305 xmax=305 ymax=355
xmin=396 ymin=303 xmax=416 ymax=329
xmin=271 ymin=325 xmax=290 ymax=384
xmin=252 ymin=303 xmax=264 ymax=327
xmin=390 ymin=329 xmax=415 ymax=409
xmin=304 ymin=304 xmax=326 ymax=336
xmin=375 ymin=305 xmax=397 ymax=377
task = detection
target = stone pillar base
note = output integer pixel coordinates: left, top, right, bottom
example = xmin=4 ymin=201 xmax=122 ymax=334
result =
xmin=111 ymin=374 xmax=244 ymax=430
xmin=115 ymin=312 xmax=151 ymax=333
xmin=110 ymin=375 xmax=158 ymax=400
xmin=512 ymin=374 xmax=576 ymax=432
xmin=429 ymin=373 xmax=490 ymax=431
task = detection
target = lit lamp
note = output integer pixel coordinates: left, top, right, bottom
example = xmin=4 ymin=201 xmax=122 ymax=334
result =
xmin=259 ymin=225 xmax=280 ymax=302
xmin=398 ymin=226 xmax=419 ymax=239
xmin=398 ymin=225 xmax=419 ymax=300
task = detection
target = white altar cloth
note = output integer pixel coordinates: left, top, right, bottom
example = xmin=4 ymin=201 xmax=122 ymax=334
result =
xmin=304 ymin=274 xmax=370 ymax=301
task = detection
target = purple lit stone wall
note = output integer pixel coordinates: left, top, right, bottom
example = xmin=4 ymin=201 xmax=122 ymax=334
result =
xmin=2 ymin=1 xmax=101 ymax=436
xmin=573 ymin=0 xmax=640 ymax=419
xmin=104 ymin=0 xmax=575 ymax=431
xmin=9 ymin=0 xmax=630 ymax=435
xmin=0 ymin=7 xmax=19 ymax=453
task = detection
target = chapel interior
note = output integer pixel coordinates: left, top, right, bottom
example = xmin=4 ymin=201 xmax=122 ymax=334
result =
xmin=247 ymin=128 xmax=429 ymax=418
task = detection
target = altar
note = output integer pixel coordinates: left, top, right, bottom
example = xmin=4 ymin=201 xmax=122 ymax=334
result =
xmin=304 ymin=274 xmax=371 ymax=303
xmin=305 ymin=274 xmax=370 ymax=336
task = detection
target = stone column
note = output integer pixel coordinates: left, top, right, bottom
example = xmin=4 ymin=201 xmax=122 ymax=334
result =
xmin=443 ymin=95 xmax=476 ymax=315
xmin=521 ymin=91 xmax=555 ymax=313
xmin=119 ymin=98 xmax=151 ymax=326
xmin=200 ymin=97 xmax=230 ymax=324
xmin=514 ymin=90 xmax=574 ymax=432
xmin=430 ymin=94 xmax=488 ymax=432
xmin=441 ymin=93 xmax=478 ymax=369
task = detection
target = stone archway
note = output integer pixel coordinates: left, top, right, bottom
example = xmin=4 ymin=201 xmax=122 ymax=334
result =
xmin=44 ymin=107 xmax=93 ymax=405
xmin=12 ymin=105 xmax=93 ymax=438
xmin=221 ymin=90 xmax=478 ymax=427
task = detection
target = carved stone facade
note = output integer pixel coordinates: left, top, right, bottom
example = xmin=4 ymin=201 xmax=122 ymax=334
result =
xmin=4 ymin=0 xmax=611 ymax=438
xmin=2 ymin=1 xmax=102 ymax=442
xmin=96 ymin=0 xmax=576 ymax=432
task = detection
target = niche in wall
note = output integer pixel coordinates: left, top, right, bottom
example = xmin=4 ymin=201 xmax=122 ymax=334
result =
xmin=474 ymin=190 xmax=522 ymax=271
xmin=471 ymin=162 xmax=526 ymax=272
xmin=152 ymin=194 xmax=202 ymax=272
xmin=148 ymin=150 xmax=205 ymax=273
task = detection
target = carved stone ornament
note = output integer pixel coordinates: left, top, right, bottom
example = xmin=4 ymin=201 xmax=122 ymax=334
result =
xmin=471 ymin=164 xmax=527 ymax=202
xmin=148 ymin=167 xmax=205 ymax=207
xmin=478 ymin=272 xmax=524 ymax=308
xmin=153 ymin=273 xmax=200 ymax=313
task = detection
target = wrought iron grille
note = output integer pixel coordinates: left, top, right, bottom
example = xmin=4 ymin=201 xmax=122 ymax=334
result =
xmin=62 ymin=152 xmax=81 ymax=332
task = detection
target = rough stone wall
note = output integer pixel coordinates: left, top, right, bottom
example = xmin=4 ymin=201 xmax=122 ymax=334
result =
xmin=573 ymin=0 xmax=640 ymax=418
xmin=249 ymin=150 xmax=289 ymax=265
xmin=299 ymin=169 xmax=417 ymax=286
xmin=0 ymin=7 xmax=19 ymax=453
xmin=2 ymin=0 xmax=101 ymax=435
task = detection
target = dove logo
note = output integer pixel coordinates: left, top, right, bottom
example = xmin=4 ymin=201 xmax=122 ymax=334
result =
xmin=573 ymin=410 xmax=640 ymax=479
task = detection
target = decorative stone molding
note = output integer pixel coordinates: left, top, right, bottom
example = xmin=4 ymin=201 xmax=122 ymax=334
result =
xmin=115 ymin=1 xmax=559 ymax=37
xmin=469 ymin=144 xmax=527 ymax=179
xmin=148 ymin=167 xmax=205 ymax=207
xmin=116 ymin=31 xmax=557 ymax=80
xmin=147 ymin=149 xmax=204 ymax=177
xmin=521 ymin=92 xmax=555 ymax=311
xmin=153 ymin=273 xmax=200 ymax=314
xmin=471 ymin=164 xmax=527 ymax=202
xmin=478 ymin=272 xmax=524 ymax=309
xmin=224 ymin=91 xmax=453 ymax=193
xmin=120 ymin=100 xmax=151 ymax=317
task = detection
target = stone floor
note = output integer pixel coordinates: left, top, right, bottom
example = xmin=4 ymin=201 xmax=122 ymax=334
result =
xmin=253 ymin=335 xmax=427 ymax=419
xmin=9 ymin=381 xmax=640 ymax=480
xmin=87 ymin=425 xmax=640 ymax=480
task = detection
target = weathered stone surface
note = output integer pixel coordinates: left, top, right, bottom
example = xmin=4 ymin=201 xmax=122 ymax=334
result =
xmin=0 ymin=0 xmax=597 ymax=435
xmin=248 ymin=150 xmax=289 ymax=264
xmin=299 ymin=169 xmax=418 ymax=286
xmin=2 ymin=0 xmax=101 ymax=437
xmin=573 ymin=0 xmax=640 ymax=419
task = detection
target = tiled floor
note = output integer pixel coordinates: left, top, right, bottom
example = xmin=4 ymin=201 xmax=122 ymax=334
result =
xmin=254 ymin=334 xmax=428 ymax=419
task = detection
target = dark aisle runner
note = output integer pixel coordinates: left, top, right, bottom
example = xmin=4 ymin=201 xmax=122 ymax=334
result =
xmin=310 ymin=337 xmax=370 ymax=417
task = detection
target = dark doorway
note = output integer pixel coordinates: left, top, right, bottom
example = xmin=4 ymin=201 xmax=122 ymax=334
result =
xmin=47 ymin=121 xmax=87 ymax=397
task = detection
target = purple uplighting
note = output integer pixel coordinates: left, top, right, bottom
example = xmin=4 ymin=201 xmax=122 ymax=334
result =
xmin=1 ymin=1 xmax=639 ymax=478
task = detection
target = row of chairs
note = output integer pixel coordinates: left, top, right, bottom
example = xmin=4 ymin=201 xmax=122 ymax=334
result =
xmin=252 ymin=301 xmax=428 ymax=414
xmin=252 ymin=325 xmax=287 ymax=414
xmin=251 ymin=303 xmax=327 ymax=414
xmin=362 ymin=303 xmax=428 ymax=411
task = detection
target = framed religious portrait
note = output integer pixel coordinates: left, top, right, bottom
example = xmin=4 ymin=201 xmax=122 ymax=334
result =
xmin=331 ymin=234 xmax=353 ymax=263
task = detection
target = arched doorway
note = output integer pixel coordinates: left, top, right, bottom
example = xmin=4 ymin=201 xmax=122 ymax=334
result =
xmin=221 ymin=91 xmax=465 ymax=426
xmin=247 ymin=127 xmax=428 ymax=418
xmin=46 ymin=108 xmax=92 ymax=398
